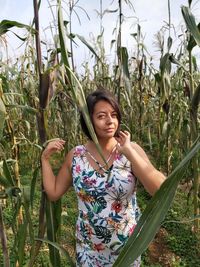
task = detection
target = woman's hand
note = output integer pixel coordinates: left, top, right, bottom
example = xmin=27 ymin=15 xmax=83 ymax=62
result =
xmin=41 ymin=139 xmax=65 ymax=160
xmin=116 ymin=131 xmax=166 ymax=195
xmin=115 ymin=131 xmax=132 ymax=156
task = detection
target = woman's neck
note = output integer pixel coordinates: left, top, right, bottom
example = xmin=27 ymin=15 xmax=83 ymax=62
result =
xmin=87 ymin=137 xmax=117 ymax=153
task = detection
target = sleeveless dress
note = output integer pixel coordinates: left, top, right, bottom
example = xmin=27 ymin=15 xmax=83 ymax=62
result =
xmin=72 ymin=145 xmax=141 ymax=267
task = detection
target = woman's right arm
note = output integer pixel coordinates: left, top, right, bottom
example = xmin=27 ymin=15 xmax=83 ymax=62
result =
xmin=41 ymin=139 xmax=74 ymax=201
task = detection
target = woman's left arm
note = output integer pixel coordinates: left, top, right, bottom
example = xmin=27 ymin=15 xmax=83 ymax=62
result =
xmin=115 ymin=131 xmax=166 ymax=196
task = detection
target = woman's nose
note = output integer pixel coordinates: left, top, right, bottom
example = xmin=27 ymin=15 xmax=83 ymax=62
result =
xmin=106 ymin=115 xmax=113 ymax=124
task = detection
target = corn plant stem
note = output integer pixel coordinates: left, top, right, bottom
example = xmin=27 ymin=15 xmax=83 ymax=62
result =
xmin=99 ymin=0 xmax=106 ymax=85
xmin=33 ymin=0 xmax=42 ymax=74
xmin=188 ymin=44 xmax=199 ymax=231
xmin=167 ymin=0 xmax=171 ymax=49
xmin=193 ymin=157 xmax=200 ymax=231
xmin=28 ymin=189 xmax=47 ymax=267
xmin=5 ymin=118 xmax=23 ymax=224
xmin=138 ymin=58 xmax=143 ymax=141
xmin=191 ymin=101 xmax=200 ymax=231
xmin=31 ymin=1 xmax=49 ymax=264
xmin=100 ymin=0 xmax=103 ymax=35
xmin=13 ymin=136 xmax=23 ymax=224
xmin=0 ymin=205 xmax=10 ymax=267
xmin=166 ymin=0 xmax=172 ymax=175
xmin=117 ymin=0 xmax=123 ymax=104
xmin=166 ymin=112 xmax=169 ymax=176
xmin=69 ymin=1 xmax=75 ymax=71
xmin=188 ymin=50 xmax=194 ymax=97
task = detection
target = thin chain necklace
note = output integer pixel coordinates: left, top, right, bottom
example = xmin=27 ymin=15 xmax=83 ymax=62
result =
xmin=85 ymin=144 xmax=117 ymax=172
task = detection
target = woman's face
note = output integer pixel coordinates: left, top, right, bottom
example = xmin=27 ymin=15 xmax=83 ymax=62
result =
xmin=92 ymin=100 xmax=119 ymax=139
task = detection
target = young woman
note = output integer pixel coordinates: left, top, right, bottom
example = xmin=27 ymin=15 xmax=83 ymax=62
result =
xmin=41 ymin=89 xmax=165 ymax=267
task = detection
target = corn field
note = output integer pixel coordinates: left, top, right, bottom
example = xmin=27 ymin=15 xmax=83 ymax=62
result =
xmin=0 ymin=0 xmax=200 ymax=266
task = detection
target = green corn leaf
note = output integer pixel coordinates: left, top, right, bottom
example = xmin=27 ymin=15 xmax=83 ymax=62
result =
xmin=181 ymin=6 xmax=200 ymax=47
xmin=117 ymin=47 xmax=131 ymax=97
xmin=23 ymin=193 xmax=35 ymax=261
xmin=117 ymin=47 xmax=130 ymax=79
xmin=191 ymin=83 xmax=200 ymax=114
xmin=27 ymin=192 xmax=47 ymax=267
xmin=3 ymin=160 xmax=15 ymax=186
xmin=35 ymin=238 xmax=76 ymax=266
xmin=18 ymin=220 xmax=28 ymax=266
xmin=0 ymin=205 xmax=9 ymax=267
xmin=187 ymin=30 xmax=197 ymax=51
xmin=169 ymin=54 xmax=188 ymax=72
xmin=163 ymin=214 xmax=200 ymax=225
xmin=102 ymin=8 xmax=118 ymax=15
xmin=0 ymin=176 xmax=10 ymax=188
xmin=46 ymin=200 xmax=62 ymax=266
xmin=160 ymin=53 xmax=170 ymax=75
xmin=0 ymin=92 xmax=6 ymax=139
xmin=6 ymin=104 xmax=38 ymax=114
xmin=167 ymin=36 xmax=173 ymax=51
xmin=76 ymin=34 xmax=101 ymax=61
xmin=57 ymin=0 xmax=72 ymax=85
xmin=113 ymin=137 xmax=200 ymax=266
xmin=0 ymin=19 xmax=34 ymax=36
xmin=30 ymin=167 xmax=40 ymax=209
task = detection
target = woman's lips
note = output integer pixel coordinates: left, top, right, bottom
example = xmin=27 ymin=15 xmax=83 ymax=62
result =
xmin=105 ymin=128 xmax=115 ymax=132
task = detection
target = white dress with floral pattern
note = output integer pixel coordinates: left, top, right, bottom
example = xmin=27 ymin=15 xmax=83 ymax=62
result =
xmin=72 ymin=145 xmax=141 ymax=267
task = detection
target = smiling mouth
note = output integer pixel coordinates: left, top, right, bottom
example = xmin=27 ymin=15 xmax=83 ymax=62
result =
xmin=105 ymin=128 xmax=115 ymax=131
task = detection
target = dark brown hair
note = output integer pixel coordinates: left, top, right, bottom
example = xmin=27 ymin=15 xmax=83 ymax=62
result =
xmin=80 ymin=88 xmax=121 ymax=140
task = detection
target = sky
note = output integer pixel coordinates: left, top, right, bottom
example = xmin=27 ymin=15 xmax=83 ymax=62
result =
xmin=1 ymin=0 xmax=200 ymax=71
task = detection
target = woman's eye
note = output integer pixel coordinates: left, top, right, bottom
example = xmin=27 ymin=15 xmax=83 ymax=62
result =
xmin=98 ymin=115 xmax=105 ymax=119
xmin=112 ymin=113 xmax=117 ymax=118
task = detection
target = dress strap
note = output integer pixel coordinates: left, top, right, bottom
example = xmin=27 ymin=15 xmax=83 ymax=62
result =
xmin=84 ymin=145 xmax=117 ymax=172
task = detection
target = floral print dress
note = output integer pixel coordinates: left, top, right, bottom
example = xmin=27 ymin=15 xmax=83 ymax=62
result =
xmin=72 ymin=145 xmax=141 ymax=267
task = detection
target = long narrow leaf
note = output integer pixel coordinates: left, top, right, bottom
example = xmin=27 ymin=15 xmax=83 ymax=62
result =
xmin=181 ymin=6 xmax=200 ymax=47
xmin=0 ymin=20 xmax=34 ymax=36
xmin=65 ymin=67 xmax=108 ymax=166
xmin=76 ymin=34 xmax=101 ymax=61
xmin=18 ymin=220 xmax=28 ymax=266
xmin=0 ymin=205 xmax=10 ymax=267
xmin=3 ymin=160 xmax=15 ymax=186
xmin=117 ymin=47 xmax=130 ymax=79
xmin=0 ymin=176 xmax=10 ymax=188
xmin=113 ymin=137 xmax=200 ymax=266
xmin=23 ymin=190 xmax=35 ymax=257
xmin=30 ymin=167 xmax=39 ymax=209
xmin=57 ymin=0 xmax=72 ymax=85
xmin=6 ymin=104 xmax=38 ymax=115
xmin=27 ymin=192 xmax=47 ymax=267
xmin=0 ymin=92 xmax=6 ymax=139
xmin=46 ymin=200 xmax=61 ymax=266
xmin=35 ymin=238 xmax=76 ymax=267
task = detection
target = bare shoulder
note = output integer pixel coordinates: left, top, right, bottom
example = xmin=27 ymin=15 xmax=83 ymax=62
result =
xmin=131 ymin=142 xmax=151 ymax=163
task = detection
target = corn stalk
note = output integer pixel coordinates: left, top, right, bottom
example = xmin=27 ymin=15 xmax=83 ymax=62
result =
xmin=117 ymin=0 xmax=123 ymax=103
xmin=182 ymin=5 xmax=200 ymax=231
xmin=29 ymin=1 xmax=61 ymax=266
xmin=0 ymin=205 xmax=10 ymax=267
